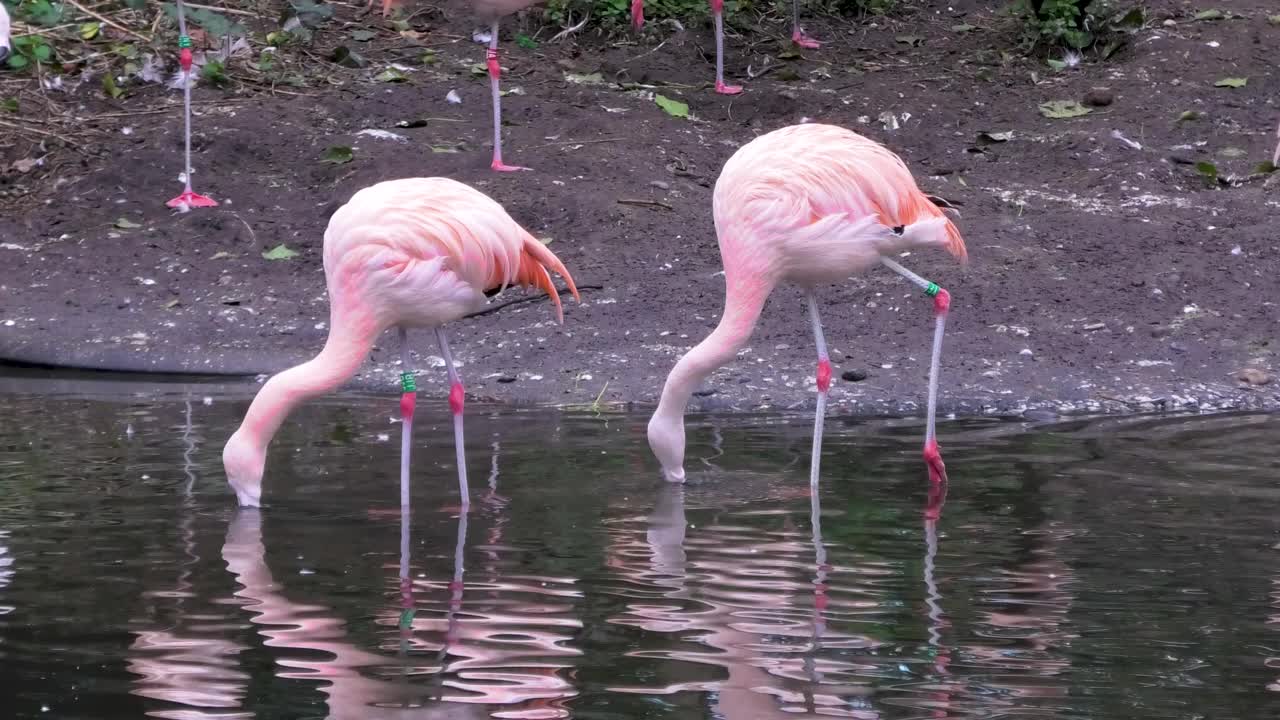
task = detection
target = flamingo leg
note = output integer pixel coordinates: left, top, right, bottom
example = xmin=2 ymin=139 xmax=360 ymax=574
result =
xmin=435 ymin=327 xmax=471 ymax=507
xmin=487 ymin=21 xmax=530 ymax=172
xmin=166 ymin=0 xmax=217 ymax=209
xmin=791 ymin=0 xmax=821 ymax=48
xmin=879 ymin=257 xmax=950 ymax=486
xmin=397 ymin=327 xmax=415 ymax=512
xmin=710 ymin=0 xmax=742 ymax=95
xmin=806 ymin=293 xmax=831 ymax=490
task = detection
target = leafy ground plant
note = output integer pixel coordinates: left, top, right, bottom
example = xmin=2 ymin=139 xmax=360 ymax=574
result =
xmin=1018 ymin=0 xmax=1145 ymax=53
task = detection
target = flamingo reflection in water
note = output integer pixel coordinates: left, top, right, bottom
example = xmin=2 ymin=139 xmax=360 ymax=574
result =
xmin=127 ymin=397 xmax=254 ymax=719
xmin=604 ymin=477 xmax=885 ymax=718
xmin=221 ymin=439 xmax=580 ymax=719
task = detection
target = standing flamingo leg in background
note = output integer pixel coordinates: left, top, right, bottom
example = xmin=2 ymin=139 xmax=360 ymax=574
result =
xmin=647 ymin=123 xmax=965 ymax=491
xmin=709 ymin=0 xmax=742 ymax=95
xmin=791 ymin=0 xmax=820 ymax=48
xmin=166 ymin=0 xmax=217 ymax=209
xmin=880 ymin=257 xmax=951 ymax=486
xmin=806 ymin=294 xmax=831 ymax=488
xmin=435 ymin=327 xmax=471 ymax=507
xmin=486 ymin=20 xmax=530 ymax=172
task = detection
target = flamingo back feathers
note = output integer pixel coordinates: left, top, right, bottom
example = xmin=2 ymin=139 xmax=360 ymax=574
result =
xmin=324 ymin=177 xmax=578 ymax=323
xmin=714 ymin=123 xmax=967 ymax=266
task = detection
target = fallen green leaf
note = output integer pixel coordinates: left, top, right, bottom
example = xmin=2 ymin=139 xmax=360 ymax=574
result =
xmin=79 ymin=21 xmax=101 ymax=40
xmin=350 ymin=29 xmax=376 ymax=42
xmin=564 ymin=72 xmax=605 ymax=85
xmin=515 ymin=34 xmax=536 ymax=49
xmin=1214 ymin=77 xmax=1246 ymax=88
xmin=1270 ymin=15 xmax=1280 ymax=25
xmin=950 ymin=23 xmax=975 ymax=33
xmin=654 ymin=94 xmax=689 ymax=119
xmin=1111 ymin=7 xmax=1146 ymax=28
xmin=114 ymin=217 xmax=142 ymax=229
xmin=1038 ymin=100 xmax=1092 ymax=119
xmin=1177 ymin=110 xmax=1201 ymax=122
xmin=2 ymin=98 xmax=18 ymax=113
xmin=329 ymin=46 xmax=367 ymax=68
xmin=160 ymin=3 xmax=246 ymax=38
xmin=26 ymin=0 xmax=64 ymax=26
xmin=1253 ymin=161 xmax=1277 ymax=174
xmin=375 ymin=67 xmax=409 ymax=83
xmin=163 ymin=298 xmax=181 ymax=309
xmin=262 ymin=244 xmax=299 ymax=260
xmin=1046 ymin=58 xmax=1067 ymax=70
xmin=321 ymin=145 xmax=354 ymax=164
xmin=776 ymin=50 xmax=800 ymax=60
xmin=102 ymin=74 xmax=124 ymax=99
xmin=1194 ymin=161 xmax=1219 ymax=182
xmin=7 ymin=55 xmax=29 ymax=70
xmin=210 ymin=251 xmax=234 ymax=260
xmin=1193 ymin=9 xmax=1222 ymax=21
xmin=430 ymin=145 xmax=461 ymax=153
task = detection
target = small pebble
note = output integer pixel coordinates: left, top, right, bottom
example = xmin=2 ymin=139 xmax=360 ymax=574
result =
xmin=496 ymin=375 xmax=517 ymax=384
xmin=1236 ymin=368 xmax=1271 ymax=386
xmin=841 ymin=369 xmax=868 ymax=382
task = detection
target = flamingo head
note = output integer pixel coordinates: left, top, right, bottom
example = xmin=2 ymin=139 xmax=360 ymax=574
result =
xmin=0 ymin=2 xmax=11 ymax=65
xmin=223 ymin=431 xmax=265 ymax=507
xmin=646 ymin=412 xmax=687 ymax=484
xmin=630 ymin=0 xmax=644 ymax=29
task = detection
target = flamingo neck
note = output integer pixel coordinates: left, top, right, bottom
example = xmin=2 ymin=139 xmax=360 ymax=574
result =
xmin=653 ymin=277 xmax=769 ymax=425
xmin=234 ymin=309 xmax=380 ymax=453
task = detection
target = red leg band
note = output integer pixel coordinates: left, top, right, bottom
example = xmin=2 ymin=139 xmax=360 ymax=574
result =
xmin=816 ymin=358 xmax=832 ymax=393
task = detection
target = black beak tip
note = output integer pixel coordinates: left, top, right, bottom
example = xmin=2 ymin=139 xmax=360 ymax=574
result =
xmin=0 ymin=48 xmax=9 ymax=65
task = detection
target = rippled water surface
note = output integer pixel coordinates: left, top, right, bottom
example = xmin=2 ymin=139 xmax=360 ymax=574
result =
xmin=1 ymin=377 xmax=1278 ymax=719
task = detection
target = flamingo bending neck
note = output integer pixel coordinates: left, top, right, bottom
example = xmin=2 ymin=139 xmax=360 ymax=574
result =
xmin=224 ymin=304 xmax=380 ymax=506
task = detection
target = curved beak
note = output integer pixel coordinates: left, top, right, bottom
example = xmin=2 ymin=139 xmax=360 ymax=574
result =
xmin=0 ymin=46 xmax=9 ymax=65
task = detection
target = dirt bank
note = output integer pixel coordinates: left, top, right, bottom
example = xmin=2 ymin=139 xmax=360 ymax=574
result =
xmin=1 ymin=0 xmax=1277 ymax=418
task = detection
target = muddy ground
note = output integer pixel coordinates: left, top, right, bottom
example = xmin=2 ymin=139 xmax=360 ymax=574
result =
xmin=0 ymin=0 xmax=1277 ymax=418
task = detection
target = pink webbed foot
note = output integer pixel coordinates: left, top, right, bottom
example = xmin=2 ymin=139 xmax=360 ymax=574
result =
xmin=491 ymin=159 xmax=532 ymax=172
xmin=923 ymin=438 xmax=948 ymax=486
xmin=166 ymin=190 xmax=218 ymax=209
xmin=714 ymin=80 xmax=743 ymax=95
xmin=792 ymin=29 xmax=821 ymax=49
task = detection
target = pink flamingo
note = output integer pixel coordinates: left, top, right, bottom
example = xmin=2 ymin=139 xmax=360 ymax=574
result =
xmin=646 ymin=122 xmax=967 ymax=490
xmin=222 ymin=177 xmax=579 ymax=508
xmin=630 ymin=0 xmax=820 ymax=96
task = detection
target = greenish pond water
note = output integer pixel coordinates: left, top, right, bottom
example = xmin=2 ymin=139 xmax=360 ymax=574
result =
xmin=1 ymin=381 xmax=1278 ymax=719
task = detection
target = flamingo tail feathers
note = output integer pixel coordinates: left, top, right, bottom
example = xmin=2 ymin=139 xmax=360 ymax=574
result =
xmin=506 ymin=238 xmax=581 ymax=324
